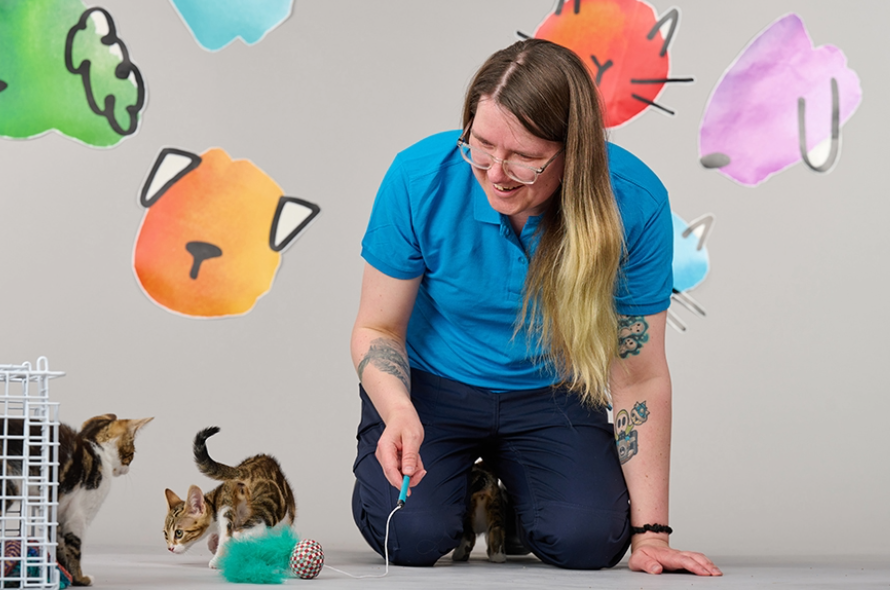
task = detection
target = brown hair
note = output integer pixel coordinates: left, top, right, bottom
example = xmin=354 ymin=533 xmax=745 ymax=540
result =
xmin=462 ymin=39 xmax=624 ymax=406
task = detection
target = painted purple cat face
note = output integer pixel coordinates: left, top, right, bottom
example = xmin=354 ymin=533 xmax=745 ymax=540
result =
xmin=699 ymin=14 xmax=861 ymax=186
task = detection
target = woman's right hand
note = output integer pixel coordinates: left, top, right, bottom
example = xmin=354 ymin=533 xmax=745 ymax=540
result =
xmin=375 ymin=406 xmax=427 ymax=493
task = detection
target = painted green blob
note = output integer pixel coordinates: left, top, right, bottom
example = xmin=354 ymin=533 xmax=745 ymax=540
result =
xmin=0 ymin=0 xmax=144 ymax=147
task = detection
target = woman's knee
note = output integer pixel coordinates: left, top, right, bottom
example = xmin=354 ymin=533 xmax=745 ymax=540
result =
xmin=386 ymin=508 xmax=464 ymax=566
xmin=523 ymin=505 xmax=630 ymax=569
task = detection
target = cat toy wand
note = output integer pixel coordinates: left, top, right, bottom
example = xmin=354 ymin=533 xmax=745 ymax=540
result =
xmin=322 ymin=473 xmax=411 ymax=580
xmin=398 ymin=474 xmax=410 ymax=507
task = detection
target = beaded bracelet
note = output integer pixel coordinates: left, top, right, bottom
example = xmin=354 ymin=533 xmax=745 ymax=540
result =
xmin=630 ymin=523 xmax=673 ymax=535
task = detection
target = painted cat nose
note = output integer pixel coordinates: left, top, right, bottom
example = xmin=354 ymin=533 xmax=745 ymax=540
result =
xmin=700 ymin=153 xmax=731 ymax=169
xmin=186 ymin=241 xmax=223 ymax=279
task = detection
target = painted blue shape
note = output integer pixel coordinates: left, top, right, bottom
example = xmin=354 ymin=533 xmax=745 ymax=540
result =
xmin=672 ymin=212 xmax=710 ymax=293
xmin=170 ymin=0 xmax=293 ymax=51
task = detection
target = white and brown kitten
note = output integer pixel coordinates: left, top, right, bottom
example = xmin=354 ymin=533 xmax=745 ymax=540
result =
xmin=163 ymin=426 xmax=296 ymax=569
xmin=452 ymin=460 xmax=508 ymax=563
xmin=3 ymin=414 xmax=153 ymax=586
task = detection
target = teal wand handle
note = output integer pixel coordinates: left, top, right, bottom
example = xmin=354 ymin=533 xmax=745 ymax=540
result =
xmin=397 ymin=474 xmax=410 ymax=507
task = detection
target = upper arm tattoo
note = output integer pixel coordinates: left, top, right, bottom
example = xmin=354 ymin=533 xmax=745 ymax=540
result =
xmin=618 ymin=315 xmax=650 ymax=358
xmin=356 ymin=337 xmax=411 ymax=392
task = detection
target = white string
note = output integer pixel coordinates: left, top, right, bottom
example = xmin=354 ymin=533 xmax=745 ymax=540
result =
xmin=324 ymin=503 xmax=402 ymax=579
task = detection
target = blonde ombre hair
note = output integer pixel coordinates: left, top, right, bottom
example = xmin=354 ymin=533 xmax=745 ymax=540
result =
xmin=462 ymin=39 xmax=624 ymax=407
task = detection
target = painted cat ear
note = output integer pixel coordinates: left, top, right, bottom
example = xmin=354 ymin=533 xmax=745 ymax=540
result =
xmin=681 ymin=214 xmax=715 ymax=251
xmin=269 ymin=196 xmax=320 ymax=252
xmin=165 ymin=488 xmax=183 ymax=509
xmin=647 ymin=8 xmax=680 ymax=57
xmin=140 ymin=148 xmax=202 ymax=207
xmin=186 ymin=485 xmax=205 ymax=515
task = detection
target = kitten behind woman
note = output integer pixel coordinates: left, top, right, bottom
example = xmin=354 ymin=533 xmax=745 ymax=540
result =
xmin=453 ymin=460 xmax=508 ymax=563
xmin=163 ymin=426 xmax=296 ymax=568
xmin=2 ymin=414 xmax=153 ymax=586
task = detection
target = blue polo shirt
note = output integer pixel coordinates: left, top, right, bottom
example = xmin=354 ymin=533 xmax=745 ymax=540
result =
xmin=361 ymin=130 xmax=672 ymax=391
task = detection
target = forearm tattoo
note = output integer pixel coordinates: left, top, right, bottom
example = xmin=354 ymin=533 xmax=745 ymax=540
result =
xmin=356 ymin=337 xmax=411 ymax=392
xmin=614 ymin=401 xmax=650 ymax=465
xmin=618 ymin=315 xmax=650 ymax=358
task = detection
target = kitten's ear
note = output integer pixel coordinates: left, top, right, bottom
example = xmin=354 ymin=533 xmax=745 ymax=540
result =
xmin=129 ymin=417 xmax=154 ymax=436
xmin=80 ymin=414 xmax=117 ymax=438
xmin=82 ymin=413 xmax=117 ymax=427
xmin=165 ymin=488 xmax=183 ymax=509
xmin=186 ymin=485 xmax=205 ymax=516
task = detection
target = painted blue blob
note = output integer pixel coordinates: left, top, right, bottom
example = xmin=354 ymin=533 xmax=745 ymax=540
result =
xmin=672 ymin=212 xmax=710 ymax=293
xmin=170 ymin=0 xmax=293 ymax=51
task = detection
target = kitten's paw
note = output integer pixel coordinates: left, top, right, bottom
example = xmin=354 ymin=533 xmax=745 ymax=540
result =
xmin=208 ymin=556 xmax=221 ymax=569
xmin=72 ymin=574 xmax=93 ymax=586
xmin=488 ymin=528 xmax=507 ymax=562
xmin=452 ymin=539 xmax=472 ymax=562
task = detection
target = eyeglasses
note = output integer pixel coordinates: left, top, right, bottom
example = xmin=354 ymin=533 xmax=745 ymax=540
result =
xmin=457 ymin=128 xmax=564 ymax=186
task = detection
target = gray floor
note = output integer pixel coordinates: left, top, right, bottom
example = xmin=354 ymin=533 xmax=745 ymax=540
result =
xmin=79 ymin=545 xmax=888 ymax=589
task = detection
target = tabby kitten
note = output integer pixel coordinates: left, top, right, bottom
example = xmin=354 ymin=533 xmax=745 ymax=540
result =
xmin=163 ymin=426 xmax=297 ymax=569
xmin=452 ymin=460 xmax=507 ymax=563
xmin=2 ymin=414 xmax=153 ymax=587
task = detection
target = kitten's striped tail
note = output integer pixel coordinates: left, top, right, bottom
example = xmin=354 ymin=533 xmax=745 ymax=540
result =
xmin=193 ymin=427 xmax=242 ymax=481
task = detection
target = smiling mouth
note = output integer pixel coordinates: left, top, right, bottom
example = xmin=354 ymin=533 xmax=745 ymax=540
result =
xmin=493 ymin=183 xmax=521 ymax=192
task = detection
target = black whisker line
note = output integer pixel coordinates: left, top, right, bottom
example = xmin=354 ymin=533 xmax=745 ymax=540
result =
xmin=631 ymin=77 xmax=694 ymax=84
xmin=631 ymin=94 xmax=675 ymax=115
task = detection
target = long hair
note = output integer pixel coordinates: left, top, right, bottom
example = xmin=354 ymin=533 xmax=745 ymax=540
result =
xmin=462 ymin=39 xmax=624 ymax=406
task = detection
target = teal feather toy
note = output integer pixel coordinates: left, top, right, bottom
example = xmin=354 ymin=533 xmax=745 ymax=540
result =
xmin=217 ymin=527 xmax=299 ymax=584
xmin=216 ymin=527 xmax=324 ymax=583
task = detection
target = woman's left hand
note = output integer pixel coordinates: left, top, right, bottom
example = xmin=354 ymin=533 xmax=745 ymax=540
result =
xmin=628 ymin=540 xmax=723 ymax=576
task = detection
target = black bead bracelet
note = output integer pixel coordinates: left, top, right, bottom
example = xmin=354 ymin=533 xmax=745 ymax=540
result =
xmin=630 ymin=523 xmax=673 ymax=535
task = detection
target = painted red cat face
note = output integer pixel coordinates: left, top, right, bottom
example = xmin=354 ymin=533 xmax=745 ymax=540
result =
xmin=531 ymin=0 xmax=691 ymax=128
xmin=133 ymin=148 xmax=320 ymax=318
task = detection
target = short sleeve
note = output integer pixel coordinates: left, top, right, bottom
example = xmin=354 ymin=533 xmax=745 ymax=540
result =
xmin=613 ymin=180 xmax=674 ymax=317
xmin=360 ymin=156 xmax=426 ymax=280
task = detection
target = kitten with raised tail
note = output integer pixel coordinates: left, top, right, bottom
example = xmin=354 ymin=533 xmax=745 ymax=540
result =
xmin=163 ymin=426 xmax=297 ymax=569
xmin=2 ymin=414 xmax=153 ymax=586
xmin=452 ymin=460 xmax=507 ymax=563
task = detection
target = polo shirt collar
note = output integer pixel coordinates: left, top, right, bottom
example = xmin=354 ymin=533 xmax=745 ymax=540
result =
xmin=473 ymin=185 xmax=501 ymax=224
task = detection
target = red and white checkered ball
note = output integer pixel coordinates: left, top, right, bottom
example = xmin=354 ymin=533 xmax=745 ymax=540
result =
xmin=290 ymin=539 xmax=324 ymax=579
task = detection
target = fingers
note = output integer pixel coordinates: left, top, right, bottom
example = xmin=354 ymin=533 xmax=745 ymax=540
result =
xmin=401 ymin=452 xmax=427 ymax=495
xmin=399 ymin=447 xmax=421 ymax=477
xmin=628 ymin=549 xmax=663 ymax=575
xmin=662 ymin=551 xmax=719 ymax=576
xmin=375 ymin=439 xmax=406 ymax=489
xmin=630 ymin=546 xmax=723 ymax=576
xmin=375 ymin=421 xmax=426 ymax=492
xmin=685 ymin=552 xmax=723 ymax=576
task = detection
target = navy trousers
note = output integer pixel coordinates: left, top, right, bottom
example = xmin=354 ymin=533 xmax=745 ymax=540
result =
xmin=352 ymin=370 xmax=631 ymax=569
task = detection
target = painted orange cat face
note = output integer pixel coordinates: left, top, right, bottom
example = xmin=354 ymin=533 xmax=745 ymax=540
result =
xmin=133 ymin=148 xmax=320 ymax=318
xmin=531 ymin=0 xmax=691 ymax=128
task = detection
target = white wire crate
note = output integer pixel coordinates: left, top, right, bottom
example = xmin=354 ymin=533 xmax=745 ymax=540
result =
xmin=0 ymin=358 xmax=62 ymax=589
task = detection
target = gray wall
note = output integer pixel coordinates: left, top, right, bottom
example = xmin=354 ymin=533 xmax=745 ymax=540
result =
xmin=0 ymin=0 xmax=886 ymax=559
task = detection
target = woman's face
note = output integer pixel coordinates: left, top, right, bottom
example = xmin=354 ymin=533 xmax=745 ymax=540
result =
xmin=468 ymin=97 xmax=565 ymax=230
